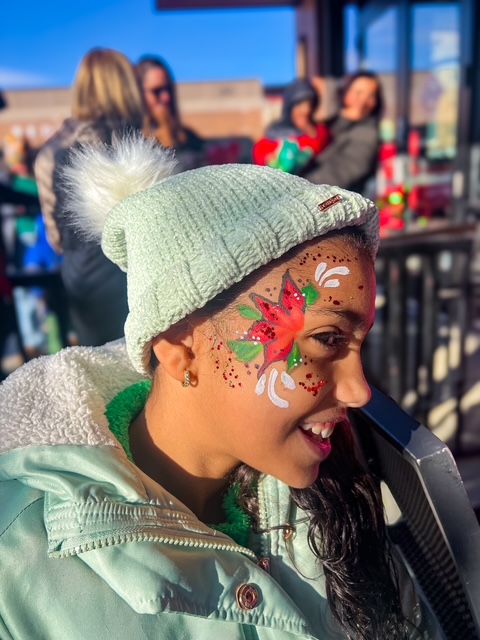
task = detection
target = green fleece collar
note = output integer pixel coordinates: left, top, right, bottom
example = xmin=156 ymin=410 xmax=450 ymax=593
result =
xmin=105 ymin=381 xmax=252 ymax=547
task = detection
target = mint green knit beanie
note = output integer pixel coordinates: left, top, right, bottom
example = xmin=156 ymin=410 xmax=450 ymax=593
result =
xmin=63 ymin=134 xmax=379 ymax=374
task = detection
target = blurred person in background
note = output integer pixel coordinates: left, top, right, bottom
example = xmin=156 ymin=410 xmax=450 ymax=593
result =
xmin=34 ymin=48 xmax=145 ymax=346
xmin=253 ymin=78 xmax=331 ymax=174
xmin=136 ymin=56 xmax=205 ymax=170
xmin=302 ymin=71 xmax=382 ymax=194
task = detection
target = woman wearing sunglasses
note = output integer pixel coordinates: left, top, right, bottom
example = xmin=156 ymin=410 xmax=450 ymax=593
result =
xmin=136 ymin=55 xmax=205 ymax=170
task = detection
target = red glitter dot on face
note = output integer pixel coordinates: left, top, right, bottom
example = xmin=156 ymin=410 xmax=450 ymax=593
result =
xmin=358 ymin=285 xmax=364 ymax=290
xmin=333 ymin=300 xmax=340 ymax=305
xmin=306 ymin=373 xmax=313 ymax=379
xmin=299 ymin=378 xmax=326 ymax=396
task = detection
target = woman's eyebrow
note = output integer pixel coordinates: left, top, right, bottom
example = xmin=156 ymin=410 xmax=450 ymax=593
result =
xmin=307 ymin=307 xmax=373 ymax=332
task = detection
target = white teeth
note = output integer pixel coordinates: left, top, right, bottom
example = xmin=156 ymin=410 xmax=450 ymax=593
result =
xmin=299 ymin=421 xmax=337 ymax=438
xmin=321 ymin=424 xmax=335 ymax=438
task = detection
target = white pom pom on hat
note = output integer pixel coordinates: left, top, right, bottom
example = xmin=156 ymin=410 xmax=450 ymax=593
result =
xmin=62 ymin=131 xmax=178 ymax=247
xmin=63 ymin=133 xmax=379 ymax=374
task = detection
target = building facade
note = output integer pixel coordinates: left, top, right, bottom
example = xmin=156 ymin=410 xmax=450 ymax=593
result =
xmin=0 ymin=79 xmax=272 ymax=152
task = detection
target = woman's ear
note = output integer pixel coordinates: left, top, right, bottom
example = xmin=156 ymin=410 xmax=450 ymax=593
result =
xmin=152 ymin=325 xmax=195 ymax=385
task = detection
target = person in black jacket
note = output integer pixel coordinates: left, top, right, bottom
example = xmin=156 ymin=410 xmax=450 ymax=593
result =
xmin=302 ymin=71 xmax=383 ymax=194
xmin=34 ymin=48 xmax=146 ymax=346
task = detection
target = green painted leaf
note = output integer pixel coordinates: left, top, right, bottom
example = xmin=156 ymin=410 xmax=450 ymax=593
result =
xmin=228 ymin=340 xmax=263 ymax=362
xmin=238 ymin=305 xmax=262 ymax=320
xmin=302 ymin=282 xmax=319 ymax=306
xmin=287 ymin=342 xmax=302 ymax=372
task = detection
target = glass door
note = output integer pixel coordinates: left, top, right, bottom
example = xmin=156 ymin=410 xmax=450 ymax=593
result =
xmin=360 ymin=4 xmax=399 ymax=144
xmin=408 ymin=3 xmax=460 ymax=220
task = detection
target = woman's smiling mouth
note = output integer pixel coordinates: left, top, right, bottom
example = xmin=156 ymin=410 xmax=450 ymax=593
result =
xmin=297 ymin=417 xmax=344 ymax=461
xmin=300 ymin=420 xmax=337 ymax=439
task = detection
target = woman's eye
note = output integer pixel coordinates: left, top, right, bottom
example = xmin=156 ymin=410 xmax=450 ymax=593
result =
xmin=311 ymin=332 xmax=345 ymax=351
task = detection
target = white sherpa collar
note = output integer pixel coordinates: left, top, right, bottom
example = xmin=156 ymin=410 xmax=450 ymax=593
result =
xmin=0 ymin=340 xmax=143 ymax=455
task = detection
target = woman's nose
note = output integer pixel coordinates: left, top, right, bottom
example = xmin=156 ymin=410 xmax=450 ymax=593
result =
xmin=159 ymin=91 xmax=171 ymax=104
xmin=332 ymin=354 xmax=371 ymax=409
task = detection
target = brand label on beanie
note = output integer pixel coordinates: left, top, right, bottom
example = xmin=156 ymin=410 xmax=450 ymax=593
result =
xmin=317 ymin=194 xmax=342 ymax=212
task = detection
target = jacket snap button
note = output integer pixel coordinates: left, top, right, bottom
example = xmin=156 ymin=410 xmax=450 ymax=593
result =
xmin=236 ymin=583 xmax=259 ymax=610
xmin=257 ymin=557 xmax=270 ymax=573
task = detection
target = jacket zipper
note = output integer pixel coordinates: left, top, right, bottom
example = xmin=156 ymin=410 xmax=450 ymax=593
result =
xmin=56 ymin=530 xmax=258 ymax=561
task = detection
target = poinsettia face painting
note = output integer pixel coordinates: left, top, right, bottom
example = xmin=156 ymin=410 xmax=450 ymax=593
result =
xmin=201 ymin=236 xmax=375 ymax=488
xmin=227 ymin=264 xmax=353 ymax=407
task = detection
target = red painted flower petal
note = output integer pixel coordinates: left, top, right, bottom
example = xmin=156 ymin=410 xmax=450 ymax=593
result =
xmin=264 ymin=334 xmax=295 ymax=363
xmin=281 ymin=274 xmax=305 ymax=314
xmin=246 ymin=321 xmax=277 ymax=343
xmin=251 ymin=296 xmax=284 ymax=323
xmin=242 ymin=271 xmax=307 ymax=379
xmin=257 ymin=334 xmax=295 ymax=376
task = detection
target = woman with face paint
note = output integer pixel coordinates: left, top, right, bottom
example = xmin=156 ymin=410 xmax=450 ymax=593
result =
xmin=0 ymin=135 xmax=436 ymax=639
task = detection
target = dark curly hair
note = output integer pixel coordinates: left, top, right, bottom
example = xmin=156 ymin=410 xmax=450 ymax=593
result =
xmin=230 ymin=417 xmax=413 ymax=640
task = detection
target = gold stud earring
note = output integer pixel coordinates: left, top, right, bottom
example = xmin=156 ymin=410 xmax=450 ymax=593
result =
xmin=182 ymin=370 xmax=191 ymax=388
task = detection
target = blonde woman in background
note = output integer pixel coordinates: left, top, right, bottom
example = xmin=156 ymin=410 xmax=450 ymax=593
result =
xmin=34 ymin=48 xmax=146 ymax=346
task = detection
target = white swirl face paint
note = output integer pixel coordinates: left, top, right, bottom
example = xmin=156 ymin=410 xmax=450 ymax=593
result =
xmin=268 ymin=368 xmax=289 ymax=408
xmin=281 ymin=371 xmax=296 ymax=390
xmin=255 ymin=369 xmax=296 ymax=408
xmin=315 ymin=262 xmax=350 ymax=288
xmin=315 ymin=262 xmax=327 ymax=281
xmin=255 ymin=373 xmax=267 ymax=396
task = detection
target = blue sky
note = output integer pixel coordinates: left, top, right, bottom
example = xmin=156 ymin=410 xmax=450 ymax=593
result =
xmin=0 ymin=0 xmax=296 ymax=89
xmin=1 ymin=2 xmax=460 ymax=91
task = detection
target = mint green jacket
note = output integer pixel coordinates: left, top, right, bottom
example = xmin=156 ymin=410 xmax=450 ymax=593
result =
xmin=0 ymin=342 xmax=431 ymax=639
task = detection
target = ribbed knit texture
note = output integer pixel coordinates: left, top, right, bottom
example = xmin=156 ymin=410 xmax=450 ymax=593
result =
xmin=100 ymin=163 xmax=379 ymax=373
